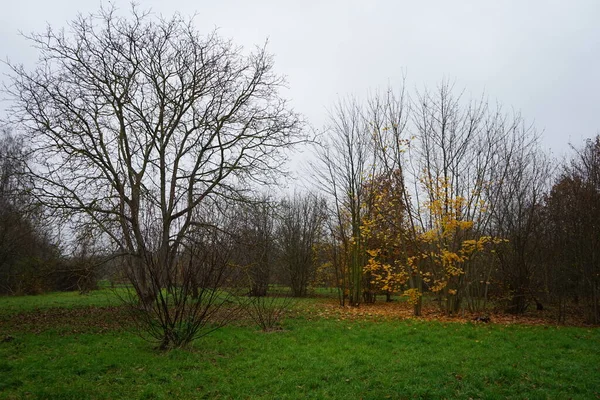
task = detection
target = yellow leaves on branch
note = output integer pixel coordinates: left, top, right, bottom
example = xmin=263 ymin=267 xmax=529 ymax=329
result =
xmin=429 ymin=279 xmax=447 ymax=293
xmin=364 ymin=251 xmax=408 ymax=292
xmin=440 ymin=250 xmax=465 ymax=276
xmin=403 ymin=288 xmax=421 ymax=305
xmin=459 ymin=236 xmax=506 ymax=256
xmin=366 ymin=248 xmax=380 ymax=258
xmin=419 ymin=230 xmax=437 ymax=243
xmin=409 ymin=176 xmax=508 ymax=302
xmin=360 ymin=173 xmax=507 ymax=309
xmin=360 ymin=169 xmax=410 ymax=294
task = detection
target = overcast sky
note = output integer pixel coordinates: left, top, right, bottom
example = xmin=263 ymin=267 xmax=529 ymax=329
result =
xmin=1 ymin=0 xmax=599 ymax=160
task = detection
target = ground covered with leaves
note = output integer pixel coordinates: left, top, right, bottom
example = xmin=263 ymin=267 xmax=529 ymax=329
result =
xmin=301 ymin=297 xmax=591 ymax=327
xmin=1 ymin=291 xmax=599 ymax=399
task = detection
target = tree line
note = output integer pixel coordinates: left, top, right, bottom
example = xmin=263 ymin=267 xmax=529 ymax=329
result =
xmin=0 ymin=6 xmax=598 ymax=347
xmin=313 ymin=84 xmax=599 ymax=325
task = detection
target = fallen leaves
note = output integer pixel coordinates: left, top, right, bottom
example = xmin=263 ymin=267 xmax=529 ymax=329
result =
xmin=0 ymin=296 xmax=596 ymax=336
xmin=0 ymin=306 xmax=132 ymax=335
xmin=299 ymin=299 xmax=597 ymax=327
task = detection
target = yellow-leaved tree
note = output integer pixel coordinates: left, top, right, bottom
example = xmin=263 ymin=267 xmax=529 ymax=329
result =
xmin=414 ymin=177 xmax=504 ymax=315
xmin=361 ymin=170 xmax=410 ymax=303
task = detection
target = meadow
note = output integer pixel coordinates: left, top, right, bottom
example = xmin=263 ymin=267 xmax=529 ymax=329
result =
xmin=0 ymin=290 xmax=599 ymax=399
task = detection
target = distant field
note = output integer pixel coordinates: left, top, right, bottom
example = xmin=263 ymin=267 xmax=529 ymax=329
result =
xmin=0 ymin=289 xmax=119 ymax=316
xmin=1 ymin=290 xmax=599 ymax=399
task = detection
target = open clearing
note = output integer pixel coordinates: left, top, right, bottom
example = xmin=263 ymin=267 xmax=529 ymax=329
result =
xmin=1 ymin=291 xmax=599 ymax=399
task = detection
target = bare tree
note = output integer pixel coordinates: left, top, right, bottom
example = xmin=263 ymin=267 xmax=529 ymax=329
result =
xmin=0 ymin=130 xmax=58 ymax=294
xmin=488 ymin=128 xmax=550 ymax=314
xmin=0 ymin=132 xmax=28 ymax=287
xmin=230 ymin=196 xmax=276 ymax=297
xmin=544 ymin=136 xmax=600 ymax=323
xmin=245 ymin=285 xmax=297 ymax=332
xmin=4 ymin=6 xmax=302 ymax=348
xmin=278 ymin=192 xmax=326 ymax=297
xmin=312 ymin=97 xmax=374 ymax=306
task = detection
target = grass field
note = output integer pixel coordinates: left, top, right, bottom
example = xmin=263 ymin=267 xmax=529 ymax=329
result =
xmin=1 ymin=290 xmax=599 ymax=399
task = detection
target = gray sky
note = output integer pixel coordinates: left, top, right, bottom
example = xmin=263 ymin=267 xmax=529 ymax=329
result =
xmin=2 ymin=0 xmax=599 ymax=159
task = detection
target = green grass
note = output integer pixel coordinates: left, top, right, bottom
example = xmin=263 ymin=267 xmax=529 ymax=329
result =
xmin=1 ymin=291 xmax=599 ymax=399
xmin=0 ymin=289 xmax=119 ymax=316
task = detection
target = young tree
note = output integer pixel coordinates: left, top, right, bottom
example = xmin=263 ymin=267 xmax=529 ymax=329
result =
xmin=409 ymin=82 xmax=543 ymax=315
xmin=361 ymin=170 xmax=410 ymax=303
xmin=413 ymin=177 xmax=504 ymax=314
xmin=4 ymin=6 xmax=302 ymax=348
